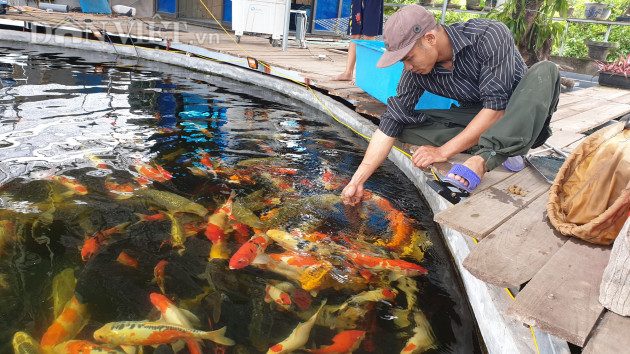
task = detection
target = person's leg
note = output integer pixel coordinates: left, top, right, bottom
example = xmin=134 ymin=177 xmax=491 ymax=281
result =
xmin=332 ymin=34 xmax=360 ymax=81
xmin=399 ymin=105 xmax=483 ymax=147
xmin=448 ymin=61 xmax=561 ymax=188
xmin=476 ymin=61 xmax=561 ymax=170
xmin=332 ymin=0 xmax=363 ymax=81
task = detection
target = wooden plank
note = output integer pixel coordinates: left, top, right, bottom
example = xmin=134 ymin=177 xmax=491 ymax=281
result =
xmin=550 ymin=103 xmax=630 ymax=133
xmin=506 ymin=239 xmax=611 ymax=346
xmin=433 ymin=167 xmax=550 ymax=240
xmin=563 ymin=86 xmax=629 ymax=99
xmin=556 ymin=94 xmax=585 ymax=108
xmin=356 ymin=101 xmax=386 ymax=117
xmin=462 ymin=193 xmax=569 ymax=288
xmin=544 ymin=129 xmax=584 ymax=150
xmin=550 ymin=106 xmax=581 ymax=122
xmin=583 ymin=312 xmax=630 ymax=354
xmin=615 ymin=92 xmax=630 ymax=104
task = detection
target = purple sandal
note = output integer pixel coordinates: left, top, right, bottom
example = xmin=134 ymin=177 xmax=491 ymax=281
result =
xmin=444 ymin=164 xmax=481 ymax=193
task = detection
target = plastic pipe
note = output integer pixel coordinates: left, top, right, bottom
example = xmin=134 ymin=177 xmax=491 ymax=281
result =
xmin=38 ymin=3 xmax=69 ymax=12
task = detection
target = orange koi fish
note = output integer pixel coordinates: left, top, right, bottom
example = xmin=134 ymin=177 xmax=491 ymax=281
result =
xmin=104 ymin=177 xmax=135 ymax=198
xmin=40 ymin=297 xmax=90 ymax=350
xmin=206 ymin=193 xmax=234 ymax=259
xmin=53 ymin=340 xmax=124 ymax=353
xmin=93 ymin=321 xmax=234 ymax=347
xmin=229 ymin=233 xmax=269 ymax=270
xmin=267 ymin=300 xmax=326 ymax=354
xmin=150 ymin=293 xmax=203 ymax=354
xmin=135 ymin=161 xmax=172 ymax=183
xmin=321 ymin=167 xmax=347 ymax=191
xmin=81 ymin=222 xmax=131 ymax=261
xmin=345 ymin=251 xmax=427 ymax=278
xmin=116 ymin=252 xmax=138 ymax=268
xmin=49 ymin=175 xmax=88 ymax=195
xmin=309 ymin=330 xmax=366 ymax=354
xmin=153 ymin=260 xmax=168 ymax=294
xmin=85 ymin=154 xmax=109 ymax=170
xmin=231 ymin=222 xmax=251 ymax=244
xmin=134 ymin=212 xmax=165 ymax=223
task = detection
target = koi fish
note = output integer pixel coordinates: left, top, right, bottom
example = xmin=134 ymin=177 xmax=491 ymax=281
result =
xmin=135 ymin=161 xmax=172 ymax=183
xmin=134 ymin=189 xmax=208 ymax=217
xmin=206 ymin=193 xmax=234 ymax=260
xmin=267 ymin=300 xmax=327 ymax=354
xmin=93 ymin=321 xmax=235 ymax=346
xmin=321 ymin=167 xmax=347 ymax=191
xmin=116 ymin=252 xmax=138 ymax=268
xmin=134 ymin=212 xmax=166 ymax=224
xmin=40 ymin=297 xmax=90 ymax=350
xmin=345 ymin=251 xmax=427 ymax=278
xmin=104 ymin=176 xmax=135 ymax=199
xmin=231 ymin=222 xmax=251 ymax=244
xmin=339 ymin=288 xmax=398 ymax=311
xmin=85 ymin=153 xmax=109 ymax=170
xmin=52 ymin=268 xmax=76 ymax=318
xmin=49 ymin=175 xmax=88 ymax=195
xmin=231 ymin=200 xmax=264 ymax=229
xmin=266 ymin=229 xmax=326 ymax=255
xmin=229 ymin=233 xmax=269 ymax=269
xmin=309 ymin=330 xmax=366 ymax=354
xmin=153 ymin=260 xmax=168 ymax=294
xmin=81 ymin=222 xmax=131 ymax=261
xmin=264 ymin=283 xmax=292 ymax=310
xmin=165 ymin=212 xmax=186 ymax=251
xmin=13 ymin=331 xmax=43 ymax=354
xmin=53 ymin=340 xmax=125 ymax=354
xmin=150 ymin=293 xmax=203 ymax=354
xmin=400 ymin=312 xmax=436 ymax=354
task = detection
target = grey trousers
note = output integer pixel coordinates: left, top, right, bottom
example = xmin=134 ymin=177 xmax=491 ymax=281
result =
xmin=399 ymin=61 xmax=561 ymax=171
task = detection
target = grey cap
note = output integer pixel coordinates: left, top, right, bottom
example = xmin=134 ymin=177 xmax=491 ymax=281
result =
xmin=377 ymin=5 xmax=439 ymax=68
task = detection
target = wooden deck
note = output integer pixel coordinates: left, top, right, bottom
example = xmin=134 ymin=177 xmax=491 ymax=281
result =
xmin=3 ymin=7 xmax=630 ymax=352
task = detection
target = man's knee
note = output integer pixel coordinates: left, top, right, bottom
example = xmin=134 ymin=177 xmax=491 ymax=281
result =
xmin=529 ymin=61 xmax=560 ymax=80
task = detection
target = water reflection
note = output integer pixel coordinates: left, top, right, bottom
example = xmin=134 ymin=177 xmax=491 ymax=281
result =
xmin=0 ymin=41 xmax=481 ymax=354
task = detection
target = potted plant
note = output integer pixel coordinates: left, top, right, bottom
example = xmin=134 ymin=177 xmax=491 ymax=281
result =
xmin=596 ymin=53 xmax=630 ymax=89
xmin=584 ymin=40 xmax=619 ymax=61
xmin=584 ymin=1 xmax=613 ymax=20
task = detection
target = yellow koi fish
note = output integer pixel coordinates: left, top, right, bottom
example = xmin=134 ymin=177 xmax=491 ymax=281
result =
xmin=12 ymin=331 xmax=43 ymax=354
xmin=266 ymin=300 xmax=327 ymax=354
xmin=49 ymin=175 xmax=88 ymax=195
xmin=400 ymin=312 xmax=436 ymax=354
xmin=93 ymin=321 xmax=235 ymax=347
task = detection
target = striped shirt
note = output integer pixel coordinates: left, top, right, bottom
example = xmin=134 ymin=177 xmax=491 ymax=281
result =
xmin=378 ymin=18 xmax=527 ymax=137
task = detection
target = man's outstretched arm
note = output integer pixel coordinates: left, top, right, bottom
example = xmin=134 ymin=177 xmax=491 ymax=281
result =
xmin=342 ymin=129 xmax=397 ymax=206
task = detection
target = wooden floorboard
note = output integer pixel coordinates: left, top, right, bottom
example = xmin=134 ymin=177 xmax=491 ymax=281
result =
xmin=550 ymin=103 xmax=630 ymax=133
xmin=507 ymin=239 xmax=611 ymax=346
xmin=433 ymin=167 xmax=550 ymax=240
xmin=582 ymin=312 xmax=630 ymax=354
xmin=462 ymin=193 xmax=569 ymax=288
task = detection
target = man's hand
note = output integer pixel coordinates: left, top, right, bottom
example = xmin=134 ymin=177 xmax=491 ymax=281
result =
xmin=342 ymin=182 xmax=364 ymax=206
xmin=411 ymin=145 xmax=448 ymax=169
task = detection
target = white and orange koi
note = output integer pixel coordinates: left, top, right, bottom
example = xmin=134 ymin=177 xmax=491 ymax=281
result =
xmin=266 ymin=229 xmax=330 ymax=255
xmin=93 ymin=321 xmax=234 ymax=347
xmin=135 ymin=161 xmax=172 ymax=183
xmin=345 ymin=251 xmax=427 ymax=278
xmin=40 ymin=296 xmax=90 ymax=350
xmin=104 ymin=176 xmax=135 ymax=199
xmin=266 ymin=300 xmax=326 ymax=354
xmin=13 ymin=331 xmax=43 ymax=354
xmin=264 ymin=283 xmax=292 ymax=310
xmin=53 ymin=340 xmax=125 ymax=354
xmin=309 ymin=330 xmax=366 ymax=354
xmin=229 ymin=233 xmax=269 ymax=269
xmin=400 ymin=312 xmax=436 ymax=354
xmin=205 ymin=193 xmax=234 ymax=259
xmin=150 ymin=293 xmax=203 ymax=354
xmin=49 ymin=175 xmax=88 ymax=195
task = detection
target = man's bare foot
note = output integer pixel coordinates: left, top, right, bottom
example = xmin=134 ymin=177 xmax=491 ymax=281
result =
xmin=331 ymin=72 xmax=353 ymax=81
xmin=447 ymin=155 xmax=487 ymax=188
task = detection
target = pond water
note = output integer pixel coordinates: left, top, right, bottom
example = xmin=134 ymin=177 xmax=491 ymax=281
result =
xmin=0 ymin=41 xmax=482 ymax=353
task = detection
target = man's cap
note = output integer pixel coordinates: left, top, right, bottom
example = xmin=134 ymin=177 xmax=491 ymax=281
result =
xmin=377 ymin=5 xmax=439 ymax=68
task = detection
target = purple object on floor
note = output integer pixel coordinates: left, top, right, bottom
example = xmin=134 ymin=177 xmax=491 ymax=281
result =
xmin=503 ymin=155 xmax=525 ymax=172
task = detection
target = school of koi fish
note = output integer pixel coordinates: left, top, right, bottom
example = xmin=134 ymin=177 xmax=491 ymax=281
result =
xmin=3 ymin=151 xmax=437 ymax=354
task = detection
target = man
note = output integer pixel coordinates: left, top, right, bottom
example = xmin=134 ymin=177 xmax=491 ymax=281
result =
xmin=331 ymin=0 xmax=383 ymax=81
xmin=342 ymin=5 xmax=560 ymax=206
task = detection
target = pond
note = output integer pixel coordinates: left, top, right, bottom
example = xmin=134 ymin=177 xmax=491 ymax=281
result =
xmin=0 ymin=41 xmax=482 ymax=354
